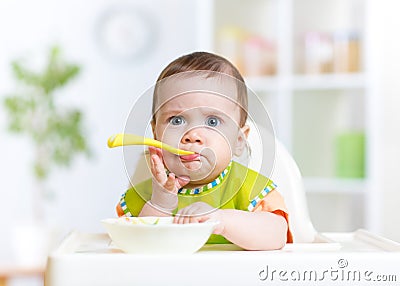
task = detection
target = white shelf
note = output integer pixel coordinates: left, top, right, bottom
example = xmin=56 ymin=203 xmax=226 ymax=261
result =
xmin=292 ymin=73 xmax=366 ymax=90
xmin=245 ymin=76 xmax=279 ymax=92
xmin=246 ymin=73 xmax=366 ymax=92
xmin=304 ymin=177 xmax=366 ymax=194
xmin=198 ymin=0 xmax=377 ymax=232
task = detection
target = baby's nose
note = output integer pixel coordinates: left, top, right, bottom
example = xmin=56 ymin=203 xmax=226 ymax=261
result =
xmin=181 ymin=129 xmax=203 ymax=144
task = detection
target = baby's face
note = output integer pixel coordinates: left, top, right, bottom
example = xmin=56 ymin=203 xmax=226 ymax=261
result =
xmin=153 ymin=92 xmax=248 ymax=188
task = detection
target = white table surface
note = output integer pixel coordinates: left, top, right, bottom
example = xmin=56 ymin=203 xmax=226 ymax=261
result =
xmin=45 ymin=230 xmax=400 ymax=286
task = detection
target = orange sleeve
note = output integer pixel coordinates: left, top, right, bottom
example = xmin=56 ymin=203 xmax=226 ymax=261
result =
xmin=251 ymin=190 xmax=293 ymax=243
xmin=116 ymin=203 xmax=125 ymax=217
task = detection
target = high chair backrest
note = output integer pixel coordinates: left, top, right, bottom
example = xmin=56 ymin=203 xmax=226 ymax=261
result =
xmin=266 ymin=139 xmax=316 ymax=242
xmin=236 ymin=121 xmax=316 ymax=243
xmin=129 ymin=129 xmax=316 ymax=243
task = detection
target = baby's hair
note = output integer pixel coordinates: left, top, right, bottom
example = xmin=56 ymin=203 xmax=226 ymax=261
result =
xmin=153 ymin=51 xmax=248 ymax=127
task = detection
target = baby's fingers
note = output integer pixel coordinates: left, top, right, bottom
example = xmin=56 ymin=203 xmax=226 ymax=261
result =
xmin=148 ymin=146 xmax=163 ymax=158
xmin=165 ymin=173 xmax=178 ymax=194
xmin=175 ymin=206 xmax=202 ymax=224
xmin=150 ymin=153 xmax=166 ymax=183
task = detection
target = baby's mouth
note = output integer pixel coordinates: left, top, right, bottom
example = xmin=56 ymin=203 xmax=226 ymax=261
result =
xmin=179 ymin=153 xmax=200 ymax=161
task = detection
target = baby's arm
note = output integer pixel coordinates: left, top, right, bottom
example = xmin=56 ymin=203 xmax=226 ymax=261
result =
xmin=215 ymin=209 xmax=287 ymax=250
xmin=175 ymin=202 xmax=288 ymax=250
xmin=139 ymin=146 xmax=189 ymax=217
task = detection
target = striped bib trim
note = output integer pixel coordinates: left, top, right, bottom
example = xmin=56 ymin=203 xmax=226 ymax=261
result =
xmin=177 ymin=161 xmax=232 ymax=195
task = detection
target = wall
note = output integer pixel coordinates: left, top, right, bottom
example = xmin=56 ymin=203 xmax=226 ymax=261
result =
xmin=0 ymin=0 xmax=198 ymax=262
xmin=370 ymin=0 xmax=400 ymax=242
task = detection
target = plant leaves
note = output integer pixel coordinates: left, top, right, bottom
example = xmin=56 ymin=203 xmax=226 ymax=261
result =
xmin=2 ymin=46 xmax=89 ymax=181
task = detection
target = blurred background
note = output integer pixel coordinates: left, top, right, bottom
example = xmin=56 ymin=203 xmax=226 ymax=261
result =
xmin=1 ymin=0 xmax=400 ymax=285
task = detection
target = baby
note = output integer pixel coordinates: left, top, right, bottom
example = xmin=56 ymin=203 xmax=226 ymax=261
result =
xmin=116 ymin=52 xmax=292 ymax=250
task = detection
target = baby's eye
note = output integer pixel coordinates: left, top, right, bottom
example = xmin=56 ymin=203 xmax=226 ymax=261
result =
xmin=169 ymin=116 xmax=185 ymax=125
xmin=206 ymin=116 xmax=220 ymax=127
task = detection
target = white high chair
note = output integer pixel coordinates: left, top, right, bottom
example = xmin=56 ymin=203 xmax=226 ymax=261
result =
xmin=45 ymin=135 xmax=400 ymax=286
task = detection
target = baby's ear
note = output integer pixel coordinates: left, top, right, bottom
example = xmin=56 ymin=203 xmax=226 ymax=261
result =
xmin=233 ymin=125 xmax=250 ymax=157
xmin=151 ymin=120 xmax=156 ymax=139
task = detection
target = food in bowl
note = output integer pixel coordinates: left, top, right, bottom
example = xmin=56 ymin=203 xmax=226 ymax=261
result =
xmin=101 ymin=217 xmax=218 ymax=254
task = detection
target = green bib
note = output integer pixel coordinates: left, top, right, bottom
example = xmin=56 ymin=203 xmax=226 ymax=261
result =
xmin=119 ymin=161 xmax=275 ymax=244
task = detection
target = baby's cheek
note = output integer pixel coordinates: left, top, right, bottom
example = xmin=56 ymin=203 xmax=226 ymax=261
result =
xmin=162 ymin=152 xmax=177 ymax=169
xmin=158 ymin=131 xmax=178 ymax=146
xmin=216 ymin=137 xmax=234 ymax=159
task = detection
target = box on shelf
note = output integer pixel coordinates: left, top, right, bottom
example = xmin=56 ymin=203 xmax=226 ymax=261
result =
xmin=335 ymin=131 xmax=365 ymax=178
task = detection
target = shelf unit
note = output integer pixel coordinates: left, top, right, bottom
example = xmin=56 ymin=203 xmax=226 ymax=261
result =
xmin=195 ymin=0 xmax=378 ymax=233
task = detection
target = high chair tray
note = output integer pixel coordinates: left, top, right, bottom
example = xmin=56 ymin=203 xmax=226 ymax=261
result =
xmin=45 ymin=230 xmax=400 ymax=286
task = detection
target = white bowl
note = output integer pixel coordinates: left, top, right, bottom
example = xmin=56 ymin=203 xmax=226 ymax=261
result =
xmin=101 ymin=217 xmax=218 ymax=254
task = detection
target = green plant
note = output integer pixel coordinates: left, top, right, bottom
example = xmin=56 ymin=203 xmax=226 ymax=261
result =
xmin=3 ymin=46 xmax=89 ymax=183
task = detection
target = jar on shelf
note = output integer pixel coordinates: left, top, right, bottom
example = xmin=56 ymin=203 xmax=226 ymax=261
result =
xmin=242 ymin=36 xmax=276 ymax=76
xmin=303 ymin=31 xmax=333 ymax=74
xmin=217 ymin=26 xmax=246 ymax=73
xmin=332 ymin=31 xmax=361 ymax=73
xmin=335 ymin=131 xmax=365 ymax=178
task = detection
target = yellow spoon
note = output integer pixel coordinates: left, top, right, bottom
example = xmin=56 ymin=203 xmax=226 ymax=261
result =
xmin=107 ymin=133 xmax=195 ymax=156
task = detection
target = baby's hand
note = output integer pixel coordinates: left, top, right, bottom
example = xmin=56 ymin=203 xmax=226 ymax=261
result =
xmin=174 ymin=202 xmax=224 ymax=234
xmin=148 ymin=146 xmax=189 ymax=212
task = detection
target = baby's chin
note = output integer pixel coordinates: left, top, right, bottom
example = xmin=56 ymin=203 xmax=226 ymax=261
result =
xmin=180 ymin=168 xmax=214 ymax=182
xmin=180 ymin=160 xmax=202 ymax=171
xmin=168 ymin=163 xmax=215 ymax=183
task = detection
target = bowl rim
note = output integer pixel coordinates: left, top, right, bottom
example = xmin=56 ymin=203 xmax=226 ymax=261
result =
xmin=101 ymin=217 xmax=219 ymax=229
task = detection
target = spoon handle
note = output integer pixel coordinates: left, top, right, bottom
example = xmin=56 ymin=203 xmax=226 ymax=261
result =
xmin=107 ymin=133 xmax=195 ymax=155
